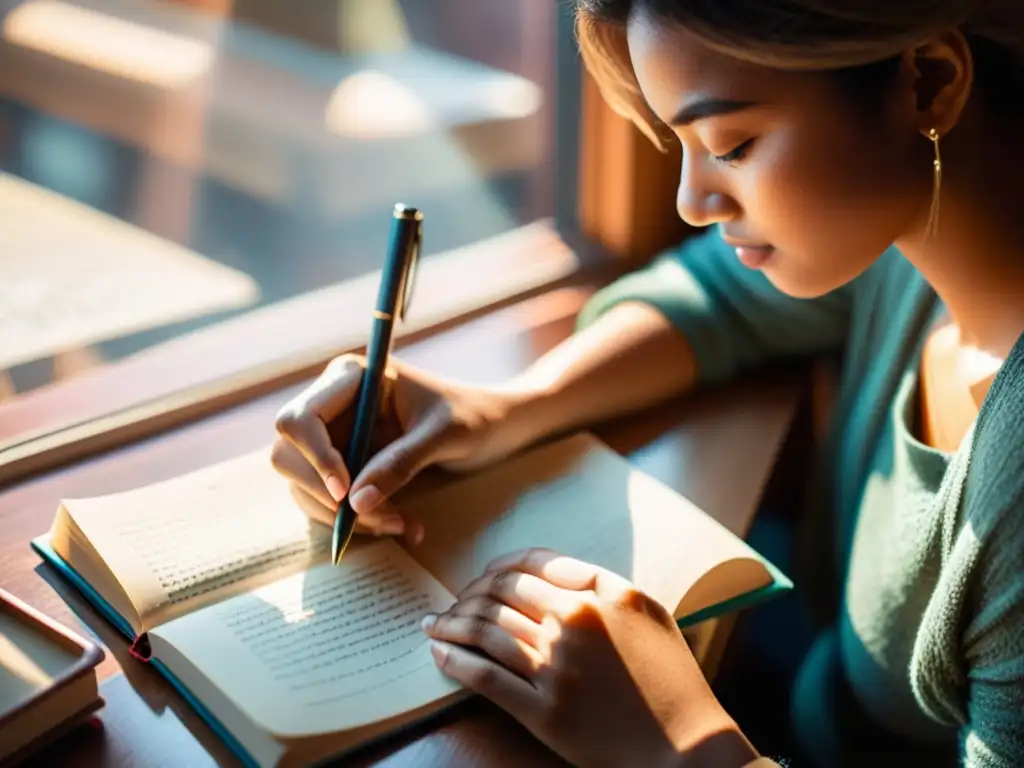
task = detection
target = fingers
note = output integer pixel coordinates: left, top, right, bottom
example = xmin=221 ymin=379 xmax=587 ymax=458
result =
xmin=275 ymin=356 xmax=363 ymax=501
xmin=271 ymin=438 xmax=334 ymax=509
xmin=272 ymin=440 xmax=406 ymax=535
xmin=482 ymin=549 xmax=675 ymax=628
xmin=347 ymin=408 xmax=450 ymax=512
xmin=448 ymin=595 xmax=547 ymax=650
xmin=285 ymin=479 xmax=335 ymax=528
xmin=421 ymin=605 xmax=543 ymax=680
xmin=428 ymin=640 xmax=537 ymax=718
xmin=272 ymin=354 xmax=447 ymax=545
xmin=291 ymin=485 xmax=412 ymax=543
xmin=457 ymin=569 xmax=575 ymax=624
xmin=484 ymin=548 xmax=633 ymax=601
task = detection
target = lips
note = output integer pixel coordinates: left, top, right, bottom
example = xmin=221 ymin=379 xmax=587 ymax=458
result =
xmin=722 ymin=236 xmax=775 ymax=269
xmin=733 ymin=245 xmax=774 ymax=269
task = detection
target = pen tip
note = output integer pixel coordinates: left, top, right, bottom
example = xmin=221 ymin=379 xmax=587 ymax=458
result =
xmin=331 ymin=505 xmax=354 ymax=565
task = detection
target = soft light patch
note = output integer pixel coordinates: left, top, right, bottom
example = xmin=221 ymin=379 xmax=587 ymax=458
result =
xmin=4 ymin=0 xmax=213 ymax=89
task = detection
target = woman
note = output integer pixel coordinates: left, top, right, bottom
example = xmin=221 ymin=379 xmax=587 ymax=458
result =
xmin=270 ymin=1 xmax=1024 ymax=765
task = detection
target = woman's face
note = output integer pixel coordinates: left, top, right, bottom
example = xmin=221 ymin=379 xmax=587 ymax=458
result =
xmin=627 ymin=11 xmax=929 ymax=298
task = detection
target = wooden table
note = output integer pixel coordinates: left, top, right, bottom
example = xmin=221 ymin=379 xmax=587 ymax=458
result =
xmin=0 ymin=285 xmax=804 ymax=767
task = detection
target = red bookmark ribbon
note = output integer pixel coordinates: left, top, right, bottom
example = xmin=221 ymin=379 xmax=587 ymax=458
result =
xmin=128 ymin=633 xmax=152 ymax=662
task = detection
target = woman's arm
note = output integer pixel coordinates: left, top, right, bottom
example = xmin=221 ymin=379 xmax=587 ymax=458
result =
xmin=271 ymin=230 xmax=855 ymax=532
xmin=499 ymin=228 xmax=860 ymax=455
xmin=500 ymin=300 xmax=699 ymax=452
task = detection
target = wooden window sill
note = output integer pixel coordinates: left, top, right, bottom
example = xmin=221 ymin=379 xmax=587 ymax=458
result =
xmin=0 ymin=220 xmax=603 ymax=485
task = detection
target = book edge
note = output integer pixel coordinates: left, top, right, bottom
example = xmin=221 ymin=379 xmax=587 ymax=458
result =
xmin=30 ymin=535 xmax=262 ymax=768
xmin=676 ymin=557 xmax=793 ymax=629
xmin=30 ymin=536 xmax=469 ymax=767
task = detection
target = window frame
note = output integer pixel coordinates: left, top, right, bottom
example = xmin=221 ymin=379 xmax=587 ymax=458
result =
xmin=577 ymin=67 xmax=694 ymax=264
xmin=0 ymin=3 xmax=688 ymax=485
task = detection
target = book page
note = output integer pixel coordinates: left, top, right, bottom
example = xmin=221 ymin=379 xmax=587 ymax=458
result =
xmin=396 ymin=433 xmax=773 ymax=619
xmin=58 ymin=449 xmax=330 ymax=630
xmin=151 ymin=539 xmax=462 ymax=738
xmin=0 ymin=171 xmax=258 ymax=370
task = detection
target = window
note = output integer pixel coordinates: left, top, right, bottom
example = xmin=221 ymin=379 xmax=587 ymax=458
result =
xmin=0 ymin=0 xmax=596 ymax=477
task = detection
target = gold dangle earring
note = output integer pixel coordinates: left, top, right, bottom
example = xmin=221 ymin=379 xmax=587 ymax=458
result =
xmin=924 ymin=128 xmax=942 ymax=238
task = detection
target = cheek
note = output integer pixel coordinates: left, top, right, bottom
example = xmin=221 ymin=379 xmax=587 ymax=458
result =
xmin=744 ymin=122 xmax=918 ymax=296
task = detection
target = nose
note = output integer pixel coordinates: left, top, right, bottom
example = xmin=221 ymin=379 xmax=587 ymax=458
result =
xmin=676 ymin=156 xmax=738 ymax=228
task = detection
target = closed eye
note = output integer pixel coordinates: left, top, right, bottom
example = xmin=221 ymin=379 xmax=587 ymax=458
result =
xmin=712 ymin=139 xmax=754 ymax=165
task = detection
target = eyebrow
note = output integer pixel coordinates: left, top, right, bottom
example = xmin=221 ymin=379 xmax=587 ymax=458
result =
xmin=669 ymin=97 xmax=755 ymax=127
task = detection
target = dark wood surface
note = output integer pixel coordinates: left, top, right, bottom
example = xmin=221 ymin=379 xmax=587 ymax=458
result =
xmin=0 ymin=286 xmax=804 ymax=767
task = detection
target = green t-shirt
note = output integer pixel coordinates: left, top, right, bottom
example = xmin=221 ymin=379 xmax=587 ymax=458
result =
xmin=576 ymin=229 xmax=1024 ymax=766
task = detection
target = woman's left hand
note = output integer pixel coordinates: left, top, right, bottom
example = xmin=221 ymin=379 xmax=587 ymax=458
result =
xmin=420 ymin=548 xmax=759 ymax=768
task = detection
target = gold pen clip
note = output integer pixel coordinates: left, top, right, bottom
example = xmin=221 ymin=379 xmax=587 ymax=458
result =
xmin=396 ymin=215 xmax=421 ymax=323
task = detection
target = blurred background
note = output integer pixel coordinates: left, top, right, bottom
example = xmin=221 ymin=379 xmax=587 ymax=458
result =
xmin=0 ymin=0 xmax=560 ymax=397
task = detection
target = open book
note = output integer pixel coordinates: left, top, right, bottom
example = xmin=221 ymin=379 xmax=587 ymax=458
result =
xmin=32 ymin=432 xmax=790 ymax=768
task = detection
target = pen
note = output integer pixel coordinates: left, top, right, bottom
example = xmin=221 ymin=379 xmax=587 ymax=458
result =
xmin=332 ymin=203 xmax=422 ymax=565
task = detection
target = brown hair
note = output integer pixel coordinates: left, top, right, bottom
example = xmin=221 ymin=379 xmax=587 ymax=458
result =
xmin=575 ymin=0 xmax=1024 ymax=149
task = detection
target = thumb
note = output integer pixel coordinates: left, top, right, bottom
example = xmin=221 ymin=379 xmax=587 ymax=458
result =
xmin=348 ymin=410 xmax=450 ymax=515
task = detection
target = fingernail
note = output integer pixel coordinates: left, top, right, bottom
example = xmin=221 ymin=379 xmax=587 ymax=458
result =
xmin=325 ymin=474 xmax=347 ymax=502
xmin=420 ymin=614 xmax=436 ymax=633
xmin=349 ymin=485 xmax=382 ymax=513
xmin=430 ymin=641 xmax=448 ymax=665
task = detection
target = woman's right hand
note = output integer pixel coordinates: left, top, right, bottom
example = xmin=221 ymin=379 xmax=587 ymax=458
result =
xmin=271 ymin=354 xmax=530 ymax=541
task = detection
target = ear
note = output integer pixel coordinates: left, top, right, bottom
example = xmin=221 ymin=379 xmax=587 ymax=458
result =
xmin=901 ymin=31 xmax=974 ymax=137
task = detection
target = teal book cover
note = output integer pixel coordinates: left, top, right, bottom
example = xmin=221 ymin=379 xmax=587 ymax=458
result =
xmin=676 ymin=558 xmax=793 ymax=629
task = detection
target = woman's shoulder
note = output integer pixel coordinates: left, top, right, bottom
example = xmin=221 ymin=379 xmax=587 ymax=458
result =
xmin=941 ymin=327 xmax=1024 ymax=641
xmin=910 ymin=343 xmax=1024 ymax=745
xmin=919 ymin=328 xmax=1024 ymax=633
xmin=961 ymin=330 xmax=1024 ymax=531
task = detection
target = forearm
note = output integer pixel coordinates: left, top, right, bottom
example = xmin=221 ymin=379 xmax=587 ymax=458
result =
xmin=663 ymin=698 xmax=762 ymax=768
xmin=500 ymin=301 xmax=698 ymax=451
